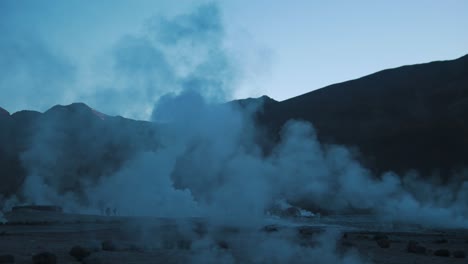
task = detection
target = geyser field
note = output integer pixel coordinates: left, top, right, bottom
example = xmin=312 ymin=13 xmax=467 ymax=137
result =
xmin=1 ymin=91 xmax=468 ymax=263
xmin=1 ymin=206 xmax=468 ymax=263
xmin=1 ymin=2 xmax=468 ymax=263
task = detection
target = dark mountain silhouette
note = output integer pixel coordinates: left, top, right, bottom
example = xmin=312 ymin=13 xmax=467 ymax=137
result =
xmin=0 ymin=107 xmax=9 ymax=117
xmin=256 ymin=54 xmax=468 ymax=179
xmin=231 ymin=95 xmax=278 ymax=111
xmin=0 ymin=54 xmax=467 ymax=197
xmin=0 ymin=103 xmax=160 ymax=197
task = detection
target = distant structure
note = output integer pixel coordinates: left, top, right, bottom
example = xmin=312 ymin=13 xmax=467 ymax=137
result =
xmin=11 ymin=205 xmax=63 ymax=213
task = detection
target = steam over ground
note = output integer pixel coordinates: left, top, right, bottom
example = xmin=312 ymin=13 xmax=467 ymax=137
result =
xmin=10 ymin=89 xmax=468 ymax=229
xmin=1 ymin=3 xmax=468 ymax=264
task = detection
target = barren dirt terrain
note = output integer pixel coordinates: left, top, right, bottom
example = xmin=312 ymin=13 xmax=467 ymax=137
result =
xmin=0 ymin=211 xmax=467 ymax=263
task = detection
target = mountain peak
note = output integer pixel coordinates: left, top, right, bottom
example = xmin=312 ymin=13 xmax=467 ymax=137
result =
xmin=45 ymin=103 xmax=108 ymax=120
xmin=232 ymin=95 xmax=277 ymax=105
xmin=46 ymin=102 xmax=92 ymax=113
xmin=229 ymin=95 xmax=278 ymax=113
xmin=0 ymin=107 xmax=9 ymax=116
xmin=258 ymin=95 xmax=277 ymax=103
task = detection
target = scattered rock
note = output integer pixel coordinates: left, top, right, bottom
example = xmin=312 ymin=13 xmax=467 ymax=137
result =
xmin=433 ymin=249 xmax=450 ymax=257
xmin=32 ymin=252 xmax=57 ymax=264
xmin=0 ymin=254 xmax=14 ymax=264
xmin=217 ymin=241 xmax=229 ymax=250
xmin=374 ymin=234 xmax=391 ymax=249
xmin=128 ymin=244 xmax=145 ymax=252
xmin=433 ymin=238 xmax=448 ymax=244
xmin=453 ymin=250 xmax=466 ymax=258
xmin=356 ymin=234 xmax=370 ymax=240
xmin=297 ymin=226 xmax=320 ymax=237
xmin=407 ymin=241 xmax=426 ymax=255
xmin=262 ymin=225 xmax=279 ymax=233
xmin=373 ymin=234 xmax=389 ymax=241
xmin=82 ymin=256 xmax=106 ymax=264
xmin=69 ymin=246 xmax=91 ymax=261
xmin=101 ymin=240 xmax=117 ymax=251
xmin=376 ymin=239 xmax=390 ymax=248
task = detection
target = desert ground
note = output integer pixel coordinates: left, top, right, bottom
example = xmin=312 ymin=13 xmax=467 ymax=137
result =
xmin=0 ymin=210 xmax=467 ymax=264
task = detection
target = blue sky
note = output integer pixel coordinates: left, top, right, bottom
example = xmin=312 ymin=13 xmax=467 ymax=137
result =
xmin=1 ymin=0 xmax=467 ymax=118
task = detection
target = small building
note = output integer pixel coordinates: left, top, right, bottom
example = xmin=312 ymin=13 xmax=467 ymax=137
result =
xmin=11 ymin=205 xmax=63 ymax=213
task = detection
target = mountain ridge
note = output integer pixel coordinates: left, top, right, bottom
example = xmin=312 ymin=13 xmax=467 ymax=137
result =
xmin=283 ymin=53 xmax=468 ymax=103
xmin=257 ymin=53 xmax=468 ymax=178
xmin=1 ymin=53 xmax=468 ymax=196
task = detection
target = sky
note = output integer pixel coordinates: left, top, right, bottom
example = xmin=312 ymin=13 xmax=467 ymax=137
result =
xmin=1 ymin=0 xmax=467 ymax=118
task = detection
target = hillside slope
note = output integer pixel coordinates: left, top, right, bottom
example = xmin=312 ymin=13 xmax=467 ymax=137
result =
xmin=0 ymin=103 xmax=160 ymax=196
xmin=259 ymin=54 xmax=468 ymax=178
xmin=1 ymin=54 xmax=467 ymax=197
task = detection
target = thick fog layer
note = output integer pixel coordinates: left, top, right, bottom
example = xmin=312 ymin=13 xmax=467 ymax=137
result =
xmin=4 ymin=89 xmax=466 ymax=229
